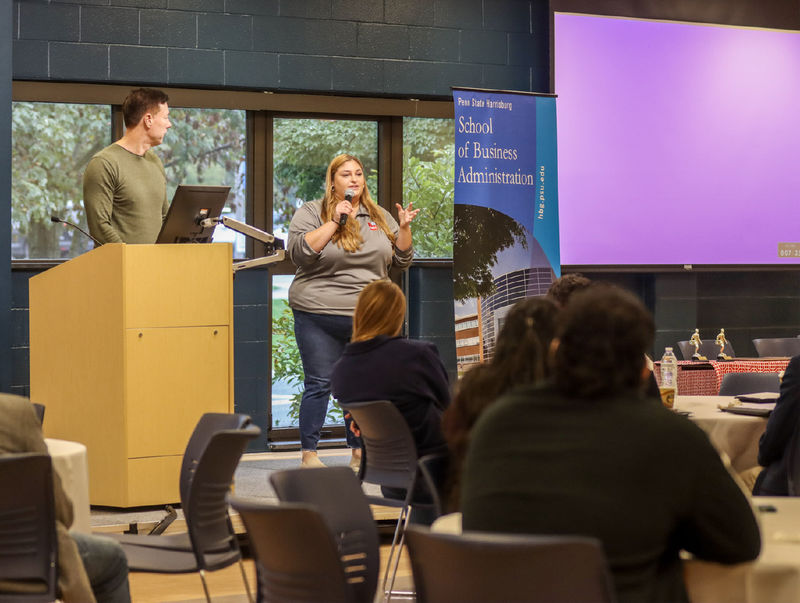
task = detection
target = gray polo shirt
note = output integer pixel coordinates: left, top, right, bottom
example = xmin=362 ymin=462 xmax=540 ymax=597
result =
xmin=287 ymin=200 xmax=413 ymax=316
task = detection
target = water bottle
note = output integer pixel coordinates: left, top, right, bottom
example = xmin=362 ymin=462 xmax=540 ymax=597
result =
xmin=660 ymin=347 xmax=678 ymax=389
xmin=659 ymin=347 xmax=678 ymax=408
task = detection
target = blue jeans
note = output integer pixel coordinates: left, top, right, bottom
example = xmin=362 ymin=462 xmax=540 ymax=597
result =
xmin=293 ymin=309 xmax=359 ymax=451
xmin=73 ymin=532 xmax=131 ymax=603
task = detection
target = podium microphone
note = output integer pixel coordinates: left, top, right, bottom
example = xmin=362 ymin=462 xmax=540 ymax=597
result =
xmin=50 ymin=216 xmax=101 ymax=247
xmin=339 ymin=189 xmax=355 ymax=227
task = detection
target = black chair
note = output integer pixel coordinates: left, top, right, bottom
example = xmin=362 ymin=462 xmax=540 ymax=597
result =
xmin=269 ymin=467 xmax=379 ymax=603
xmin=405 ymin=526 xmax=616 ymax=603
xmin=676 ymin=339 xmax=736 ymax=360
xmin=718 ymin=372 xmax=781 ymax=396
xmin=753 ymin=337 xmax=800 ymax=358
xmin=340 ymin=400 xmax=432 ymax=599
xmin=0 ymin=454 xmax=57 ymax=603
xmin=417 ymin=453 xmax=450 ymax=519
xmin=31 ymin=403 xmax=45 ymax=425
xmin=112 ymin=412 xmax=253 ymax=549
xmin=230 ymin=500 xmax=355 ymax=603
xmin=119 ymin=424 xmax=260 ymax=603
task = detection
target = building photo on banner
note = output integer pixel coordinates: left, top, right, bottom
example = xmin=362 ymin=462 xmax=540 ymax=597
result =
xmin=452 ymin=88 xmax=559 ymax=374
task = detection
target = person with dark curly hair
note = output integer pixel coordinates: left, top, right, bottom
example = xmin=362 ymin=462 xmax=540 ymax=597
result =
xmin=441 ymin=296 xmax=558 ymax=511
xmin=461 ymin=285 xmax=760 ymax=603
xmin=545 ymin=272 xmax=591 ymax=307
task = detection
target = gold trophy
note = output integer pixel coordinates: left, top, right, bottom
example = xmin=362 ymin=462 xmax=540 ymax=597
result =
xmin=689 ymin=328 xmax=706 ymax=361
xmin=715 ymin=328 xmax=732 ymax=360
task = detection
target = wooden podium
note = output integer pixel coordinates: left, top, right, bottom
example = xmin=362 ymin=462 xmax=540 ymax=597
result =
xmin=29 ymin=243 xmax=234 ymax=507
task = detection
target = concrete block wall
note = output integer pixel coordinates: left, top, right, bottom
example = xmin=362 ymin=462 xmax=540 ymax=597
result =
xmin=12 ymin=0 xmax=550 ymax=97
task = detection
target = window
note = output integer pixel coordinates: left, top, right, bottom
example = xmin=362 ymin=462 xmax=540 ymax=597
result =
xmin=270 ymin=117 xmax=379 ymax=431
xmin=11 ymin=102 xmax=111 ymax=259
xmin=158 ymin=107 xmax=247 ymax=258
xmin=12 ymin=82 xmax=454 ymax=448
xmin=403 ymin=117 xmax=454 ymax=258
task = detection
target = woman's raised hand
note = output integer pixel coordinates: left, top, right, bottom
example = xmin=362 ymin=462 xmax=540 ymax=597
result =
xmin=395 ymin=202 xmax=420 ymax=228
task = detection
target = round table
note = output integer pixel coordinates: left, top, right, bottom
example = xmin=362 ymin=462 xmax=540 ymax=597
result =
xmin=675 ymin=395 xmax=770 ymax=473
xmin=45 ymin=438 xmax=91 ymax=534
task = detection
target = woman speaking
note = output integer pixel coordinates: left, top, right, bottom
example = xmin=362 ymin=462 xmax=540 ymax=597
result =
xmin=287 ymin=154 xmax=418 ymax=468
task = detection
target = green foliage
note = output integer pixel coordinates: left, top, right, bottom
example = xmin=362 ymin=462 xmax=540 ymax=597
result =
xmin=11 ymin=102 xmax=110 ymax=257
xmin=403 ymin=146 xmax=454 ymax=258
xmin=271 ymin=304 xmax=304 ymax=421
xmin=158 ymin=108 xmax=246 ymax=213
xmin=402 ymin=118 xmax=455 ymax=258
xmin=11 ymin=103 xmax=246 ymax=259
xmin=271 ymin=303 xmax=343 ymax=424
xmin=453 ymin=205 xmax=528 ymax=302
xmin=272 ymin=118 xmax=378 ymax=229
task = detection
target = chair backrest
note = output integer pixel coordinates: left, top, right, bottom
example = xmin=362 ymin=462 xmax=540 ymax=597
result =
xmin=180 ymin=412 xmax=253 ymax=505
xmin=0 ymin=453 xmax=57 ymax=603
xmin=269 ymin=467 xmax=379 ymax=603
xmin=676 ymin=339 xmax=736 ymax=360
xmin=405 ymin=526 xmax=616 ymax=603
xmin=417 ymin=453 xmax=450 ymax=518
xmin=184 ymin=424 xmax=260 ymax=571
xmin=753 ymin=337 xmax=800 ymax=358
xmin=341 ymin=401 xmax=418 ymax=491
xmin=31 ymin=403 xmax=45 ymax=425
xmin=230 ymin=499 xmax=352 ymax=603
xmin=718 ymin=371 xmax=781 ymax=396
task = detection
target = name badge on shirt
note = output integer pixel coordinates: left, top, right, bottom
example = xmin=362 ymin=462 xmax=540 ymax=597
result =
xmin=368 ymin=221 xmax=378 ymax=230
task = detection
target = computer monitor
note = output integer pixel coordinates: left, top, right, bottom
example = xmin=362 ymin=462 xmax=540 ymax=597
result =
xmin=155 ymin=185 xmax=231 ymax=244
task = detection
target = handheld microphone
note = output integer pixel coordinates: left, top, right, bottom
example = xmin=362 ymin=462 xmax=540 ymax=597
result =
xmin=339 ymin=189 xmax=355 ymax=227
xmin=51 ymin=216 xmax=101 ymax=247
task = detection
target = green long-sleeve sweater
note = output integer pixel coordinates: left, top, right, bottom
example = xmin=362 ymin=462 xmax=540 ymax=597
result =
xmin=83 ymin=143 xmax=168 ymax=245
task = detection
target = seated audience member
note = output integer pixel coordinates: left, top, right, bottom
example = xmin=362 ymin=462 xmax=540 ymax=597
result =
xmin=331 ymin=279 xmax=450 ymax=466
xmin=754 ymin=354 xmax=800 ymax=495
xmin=0 ymin=393 xmax=131 ymax=603
xmin=548 ymin=273 xmax=663 ymax=399
xmin=460 ymin=286 xmax=760 ymax=603
xmin=546 ymin=272 xmax=591 ymax=307
xmin=441 ymin=296 xmax=558 ymax=511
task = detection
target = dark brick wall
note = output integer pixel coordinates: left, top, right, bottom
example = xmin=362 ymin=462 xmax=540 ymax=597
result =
xmin=407 ymin=264 xmax=457 ymax=381
xmin=582 ymin=270 xmax=800 ymax=360
xmin=11 ymin=0 xmax=550 ymax=97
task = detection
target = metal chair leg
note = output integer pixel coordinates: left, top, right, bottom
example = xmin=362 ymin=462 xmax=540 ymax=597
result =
xmin=199 ymin=569 xmax=212 ymax=603
xmin=381 ymin=504 xmax=408 ymax=600
xmin=385 ymin=508 xmax=413 ymax=601
xmin=238 ymin=557 xmax=255 ymax=603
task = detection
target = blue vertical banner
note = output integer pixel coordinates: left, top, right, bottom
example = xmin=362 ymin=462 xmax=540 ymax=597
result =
xmin=452 ymin=88 xmax=559 ymax=370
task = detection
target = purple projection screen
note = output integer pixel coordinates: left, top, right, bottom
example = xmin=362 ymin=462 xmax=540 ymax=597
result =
xmin=555 ymin=13 xmax=800 ymax=266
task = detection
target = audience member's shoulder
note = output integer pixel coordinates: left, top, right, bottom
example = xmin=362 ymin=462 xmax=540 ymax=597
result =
xmin=0 ymin=393 xmax=38 ymax=423
xmin=476 ymin=381 xmax=552 ymax=424
xmin=396 ymin=337 xmax=442 ymax=357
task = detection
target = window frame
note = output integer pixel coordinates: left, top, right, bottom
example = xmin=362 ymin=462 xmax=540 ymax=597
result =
xmin=11 ymin=81 xmax=454 ymax=445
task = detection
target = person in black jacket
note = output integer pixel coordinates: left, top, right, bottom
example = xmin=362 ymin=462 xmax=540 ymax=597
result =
xmin=754 ymin=354 xmax=800 ymax=495
xmin=331 ymin=279 xmax=450 ymax=462
xmin=461 ymin=285 xmax=760 ymax=603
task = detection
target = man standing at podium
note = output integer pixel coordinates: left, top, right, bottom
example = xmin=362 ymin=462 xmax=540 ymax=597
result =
xmin=83 ymin=88 xmax=171 ymax=245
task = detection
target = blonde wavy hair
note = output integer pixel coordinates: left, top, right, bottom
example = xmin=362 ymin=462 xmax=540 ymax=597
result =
xmin=352 ymin=280 xmax=406 ymax=342
xmin=321 ymin=154 xmax=396 ymax=253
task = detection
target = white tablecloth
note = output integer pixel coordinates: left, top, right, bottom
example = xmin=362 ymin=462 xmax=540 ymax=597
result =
xmin=676 ymin=395 xmax=769 ymax=473
xmin=686 ymin=496 xmax=800 ymax=603
xmin=45 ymin=438 xmax=90 ymax=534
